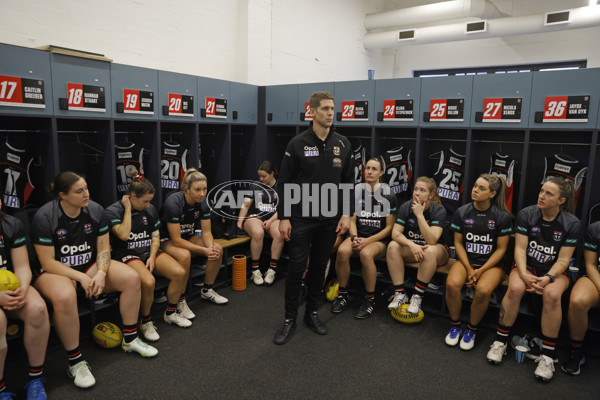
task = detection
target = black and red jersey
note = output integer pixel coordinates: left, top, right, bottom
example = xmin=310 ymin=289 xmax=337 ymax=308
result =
xmin=115 ymin=142 xmax=145 ymax=195
xmin=489 ymin=153 xmax=516 ymax=212
xmin=584 ymin=221 xmax=600 ymax=272
xmin=160 ymin=191 xmax=210 ymax=241
xmin=354 ymin=183 xmax=397 ymax=238
xmin=450 ymin=202 xmax=513 ymax=267
xmin=161 ymin=142 xmax=188 ymax=196
xmin=244 ymin=181 xmax=278 ymax=221
xmin=0 ymin=214 xmax=28 ymax=272
xmin=395 ymin=201 xmax=447 ymax=246
xmin=433 ymin=148 xmax=466 ymax=217
xmin=515 ymin=205 xmax=580 ymax=275
xmin=0 ymin=143 xmax=34 ymax=213
xmin=353 ymin=144 xmax=369 ymax=184
xmin=379 ymin=147 xmax=412 ymax=202
xmin=542 ymin=154 xmax=587 ymax=207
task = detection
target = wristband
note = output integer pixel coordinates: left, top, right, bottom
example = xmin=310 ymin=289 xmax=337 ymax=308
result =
xmin=351 ymin=235 xmax=357 ymax=241
xmin=544 ymin=273 xmax=555 ymax=283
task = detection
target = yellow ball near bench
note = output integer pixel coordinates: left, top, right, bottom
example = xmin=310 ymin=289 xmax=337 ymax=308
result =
xmin=93 ymin=322 xmax=123 ymax=348
xmin=0 ymin=269 xmax=19 ymax=292
xmin=391 ymin=303 xmax=424 ymax=324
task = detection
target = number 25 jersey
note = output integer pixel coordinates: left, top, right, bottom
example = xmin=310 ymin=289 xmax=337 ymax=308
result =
xmin=433 ymin=148 xmax=466 ymax=217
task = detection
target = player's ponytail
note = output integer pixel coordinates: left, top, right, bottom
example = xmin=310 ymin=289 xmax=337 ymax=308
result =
xmin=547 ymin=176 xmax=575 ymax=214
xmin=415 ymin=176 xmax=442 ymax=206
xmin=479 ymin=173 xmax=511 ymax=215
xmin=182 ymin=168 xmax=207 ymax=191
xmin=258 ymin=160 xmax=278 ymax=178
xmin=49 ymin=171 xmax=84 ymax=197
xmin=127 ymin=168 xmax=155 ymax=197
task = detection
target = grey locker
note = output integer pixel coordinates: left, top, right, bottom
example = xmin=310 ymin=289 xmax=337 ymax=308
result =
xmin=158 ymin=70 xmax=198 ymax=121
xmin=374 ymin=78 xmax=420 ymax=127
xmin=198 ymin=76 xmax=230 ymax=123
xmin=230 ymin=82 xmax=258 ymax=124
xmin=0 ymin=44 xmax=54 ymax=116
xmin=471 ymin=73 xmax=533 ymax=129
xmin=110 ymin=63 xmax=158 ymax=120
xmin=420 ymin=75 xmax=473 ymax=128
xmin=333 ymin=80 xmax=375 ymax=126
xmin=297 ymin=82 xmax=335 ymax=123
xmin=265 ymin=84 xmax=298 ymax=125
xmin=51 ymin=53 xmax=112 ymax=118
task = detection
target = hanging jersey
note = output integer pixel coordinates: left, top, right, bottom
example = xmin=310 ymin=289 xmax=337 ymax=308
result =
xmin=354 ymin=183 xmax=397 ymax=238
xmin=450 ymin=203 xmax=513 ymax=267
xmin=106 ymin=201 xmax=161 ymax=260
xmin=515 ymin=205 xmax=580 ymax=275
xmin=353 ymin=144 xmax=369 ymax=184
xmin=160 ymin=191 xmax=211 ymax=241
xmin=0 ymin=215 xmax=28 ymax=272
xmin=542 ymin=154 xmax=587 ymax=206
xmin=32 ymin=200 xmax=109 ymax=273
xmin=115 ymin=143 xmax=145 ymax=195
xmin=379 ymin=147 xmax=413 ymax=202
xmin=433 ymin=148 xmax=466 ymax=217
xmin=584 ymin=221 xmax=600 ymax=272
xmin=395 ymin=201 xmax=447 ymax=246
xmin=0 ymin=143 xmax=34 ymax=213
xmin=489 ymin=153 xmax=516 ymax=212
xmin=245 ymin=181 xmax=278 ymax=221
xmin=161 ymin=142 xmax=188 ymax=195
xmin=198 ymin=142 xmax=202 ymax=171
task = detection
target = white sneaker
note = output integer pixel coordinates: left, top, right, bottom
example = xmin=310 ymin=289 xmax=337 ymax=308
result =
xmin=264 ymin=268 xmax=276 ymax=285
xmin=487 ymin=341 xmax=507 ymax=364
xmin=407 ymin=294 xmax=423 ymax=314
xmin=534 ymin=355 xmax=555 ymax=381
xmin=67 ymin=360 xmax=96 ymax=388
xmin=140 ymin=321 xmax=160 ymax=342
xmin=164 ymin=311 xmax=192 ymax=328
xmin=177 ymin=299 xmax=196 ymax=319
xmin=121 ymin=337 xmax=158 ymax=357
xmin=201 ymin=288 xmax=228 ymax=304
xmin=251 ymin=269 xmax=264 ymax=286
xmin=387 ymin=292 xmax=407 ymax=310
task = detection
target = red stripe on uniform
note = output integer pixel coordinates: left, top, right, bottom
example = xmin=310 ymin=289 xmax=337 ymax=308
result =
xmin=497 ymin=328 xmax=510 ymax=334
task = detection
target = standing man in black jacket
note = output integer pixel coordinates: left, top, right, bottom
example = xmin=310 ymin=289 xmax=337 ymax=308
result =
xmin=274 ymin=91 xmax=354 ymax=345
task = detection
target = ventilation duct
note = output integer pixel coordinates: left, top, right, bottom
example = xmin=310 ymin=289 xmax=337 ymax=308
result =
xmin=364 ymin=5 xmax=600 ymax=49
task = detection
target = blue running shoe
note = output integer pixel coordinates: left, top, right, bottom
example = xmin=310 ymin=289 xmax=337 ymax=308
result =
xmin=460 ymin=328 xmax=476 ymax=351
xmin=445 ymin=326 xmax=462 ymax=346
xmin=0 ymin=392 xmax=16 ymax=400
xmin=25 ymin=378 xmax=47 ymax=400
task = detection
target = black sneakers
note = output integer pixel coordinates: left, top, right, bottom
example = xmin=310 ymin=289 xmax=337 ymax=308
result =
xmin=354 ymin=298 xmax=375 ymax=319
xmin=304 ymin=311 xmax=328 ymax=335
xmin=274 ymin=319 xmax=297 ymax=345
xmin=561 ymin=351 xmax=586 ymax=375
xmin=331 ymin=294 xmax=349 ymax=313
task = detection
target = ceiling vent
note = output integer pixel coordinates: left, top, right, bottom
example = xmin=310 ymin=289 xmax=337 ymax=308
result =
xmin=545 ymin=10 xmax=571 ymax=26
xmin=466 ymin=20 xmax=487 ymax=33
xmin=398 ymin=30 xmax=415 ymax=41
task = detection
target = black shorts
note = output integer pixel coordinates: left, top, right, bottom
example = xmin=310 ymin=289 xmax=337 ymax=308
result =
xmin=117 ymin=250 xmax=165 ymax=265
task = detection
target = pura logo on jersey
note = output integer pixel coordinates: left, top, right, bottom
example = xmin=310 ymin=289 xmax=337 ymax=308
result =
xmin=527 ymin=241 xmax=555 ymax=263
xmin=465 ymin=232 xmax=493 ymax=254
xmin=128 ymin=231 xmax=151 ymax=249
xmin=407 ymin=230 xmax=425 ymax=245
xmin=208 ymin=181 xmax=278 ymax=220
xmin=304 ymin=146 xmax=319 ymax=157
xmin=60 ymin=243 xmax=92 ymax=266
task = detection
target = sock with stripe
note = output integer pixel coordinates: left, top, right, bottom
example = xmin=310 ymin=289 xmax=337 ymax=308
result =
xmin=122 ymin=324 xmax=138 ymax=344
xmin=251 ymin=259 xmax=260 ymax=271
xmin=414 ymin=279 xmax=428 ymax=298
xmin=541 ymin=335 xmax=558 ymax=360
xmin=165 ymin=302 xmax=177 ymax=316
xmin=467 ymin=323 xmax=478 ymax=332
xmin=570 ymin=338 xmax=584 ymax=352
xmin=202 ymin=283 xmax=214 ymax=293
xmin=28 ymin=365 xmax=44 ymax=380
xmin=141 ymin=314 xmax=152 ymax=324
xmin=269 ymin=259 xmax=279 ymax=271
xmin=393 ymin=284 xmax=406 ymax=294
xmin=451 ymin=320 xmax=461 ymax=329
xmin=67 ymin=346 xmax=83 ymax=367
xmin=0 ymin=380 xmax=6 ymax=393
xmin=338 ymin=286 xmax=348 ymax=296
xmin=365 ymin=291 xmax=375 ymax=303
xmin=495 ymin=324 xmax=511 ymax=344
xmin=179 ymin=294 xmax=187 ymax=303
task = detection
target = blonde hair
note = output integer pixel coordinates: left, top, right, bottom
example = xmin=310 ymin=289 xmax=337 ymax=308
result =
xmin=415 ymin=176 xmax=442 ymax=206
xmin=181 ymin=168 xmax=207 ymax=191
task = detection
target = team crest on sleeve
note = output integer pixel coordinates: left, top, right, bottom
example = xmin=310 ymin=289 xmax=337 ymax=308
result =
xmin=488 ymin=220 xmax=495 ymax=230
xmin=142 ymin=216 xmax=148 ymax=225
xmin=56 ymin=229 xmax=67 ymax=238
xmin=84 ymin=223 xmax=92 ymax=234
xmin=465 ymin=218 xmax=475 ymax=225
xmin=531 ymin=226 xmax=540 ymax=235
xmin=553 ymin=231 xmax=563 ymax=241
xmin=333 ymin=146 xmax=341 ymax=156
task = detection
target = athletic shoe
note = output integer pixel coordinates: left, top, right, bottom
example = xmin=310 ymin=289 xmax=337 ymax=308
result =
xmin=177 ymin=299 xmax=196 ymax=319
xmin=122 ymin=337 xmax=158 ymax=358
xmin=534 ymin=355 xmax=555 ymax=381
xmin=407 ymin=294 xmax=423 ymax=314
xmin=201 ymin=288 xmax=229 ymax=304
xmin=140 ymin=321 xmax=160 ymax=342
xmin=164 ymin=311 xmax=192 ymax=328
xmin=154 ymin=291 xmax=168 ymax=304
xmin=331 ymin=294 xmax=349 ymax=313
xmin=460 ymin=328 xmax=476 ymax=351
xmin=274 ymin=319 xmax=297 ymax=345
xmin=67 ymin=360 xmax=96 ymax=388
xmin=354 ymin=298 xmax=375 ymax=319
xmin=251 ymin=269 xmax=264 ymax=286
xmin=24 ymin=378 xmax=46 ymax=400
xmin=561 ymin=351 xmax=585 ymax=375
xmin=445 ymin=326 xmax=462 ymax=347
xmin=512 ymin=334 xmax=551 ymax=362
xmin=264 ymin=268 xmax=276 ymax=285
xmin=387 ymin=292 xmax=407 ymax=310
xmin=0 ymin=392 xmax=16 ymax=399
xmin=487 ymin=341 xmax=507 ymax=364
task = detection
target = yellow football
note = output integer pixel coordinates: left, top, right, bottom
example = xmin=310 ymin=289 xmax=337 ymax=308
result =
xmin=391 ymin=303 xmax=424 ymax=324
xmin=93 ymin=322 xmax=123 ymax=348
xmin=0 ymin=269 xmax=19 ymax=291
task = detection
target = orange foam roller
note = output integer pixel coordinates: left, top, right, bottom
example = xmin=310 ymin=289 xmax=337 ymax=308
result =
xmin=232 ymin=255 xmax=247 ymax=291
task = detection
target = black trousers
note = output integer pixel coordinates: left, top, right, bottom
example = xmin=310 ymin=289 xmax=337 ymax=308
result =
xmin=284 ymin=218 xmax=338 ymax=320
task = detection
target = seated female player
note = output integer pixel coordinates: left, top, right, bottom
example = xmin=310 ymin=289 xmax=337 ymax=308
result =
xmin=161 ymin=168 xmax=226 ymax=304
xmin=237 ymin=161 xmax=284 ymax=286
xmin=106 ymin=169 xmax=192 ymax=343
xmin=560 ymin=220 xmax=600 ymax=376
xmin=0 ymin=199 xmax=50 ymax=400
xmin=386 ymin=177 xmax=449 ymax=314
xmin=330 ymin=158 xmax=396 ymax=318
xmin=445 ymin=174 xmax=513 ymax=350
xmin=33 ymin=172 xmax=157 ymax=390
xmin=486 ymin=177 xmax=579 ymax=382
